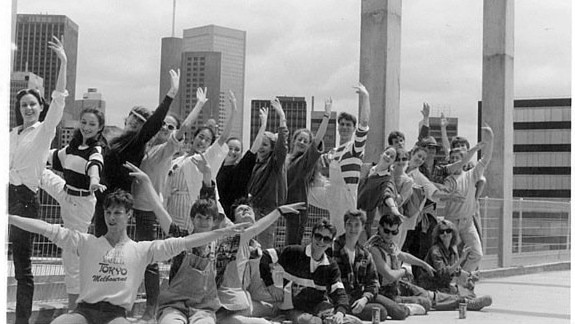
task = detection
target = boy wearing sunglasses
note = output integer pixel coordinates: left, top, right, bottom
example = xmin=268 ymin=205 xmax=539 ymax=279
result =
xmin=259 ymin=218 xmax=362 ymax=324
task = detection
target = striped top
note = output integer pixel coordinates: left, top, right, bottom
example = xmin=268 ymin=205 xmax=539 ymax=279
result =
xmin=321 ymin=125 xmax=369 ymax=195
xmin=50 ymin=144 xmax=104 ymax=191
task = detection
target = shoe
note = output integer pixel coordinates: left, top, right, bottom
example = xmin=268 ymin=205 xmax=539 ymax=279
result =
xmin=405 ymin=303 xmax=427 ymax=315
xmin=467 ymin=295 xmax=492 ymax=311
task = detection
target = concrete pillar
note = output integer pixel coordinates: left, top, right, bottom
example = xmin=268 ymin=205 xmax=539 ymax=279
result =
xmin=481 ymin=0 xmax=514 ymax=267
xmin=159 ymin=37 xmax=182 ymax=113
xmin=359 ymin=0 xmax=401 ymax=163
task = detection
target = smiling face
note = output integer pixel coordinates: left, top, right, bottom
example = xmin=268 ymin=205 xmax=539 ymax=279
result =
xmin=292 ymin=131 xmax=311 ymax=155
xmin=311 ymin=227 xmax=334 ymax=255
xmin=191 ymin=129 xmax=214 ymax=154
xmin=226 ymin=139 xmax=242 ymax=163
xmin=234 ymin=204 xmax=255 ymax=225
xmin=438 ymin=226 xmax=453 ymax=247
xmin=19 ymin=94 xmax=43 ymax=127
xmin=79 ymin=112 xmax=102 ymax=141
xmin=378 ymin=223 xmax=400 ymax=244
xmin=409 ymin=149 xmax=428 ymax=169
xmin=125 ymin=114 xmax=145 ymax=133
xmin=192 ymin=213 xmax=215 ymax=233
xmin=257 ymin=137 xmax=273 ymax=160
xmin=104 ymin=205 xmax=132 ymax=233
xmin=394 ymin=150 xmax=409 ymax=171
xmin=156 ymin=115 xmax=178 ymax=143
xmin=378 ymin=147 xmax=397 ymax=169
xmin=391 ymin=137 xmax=405 ymax=150
xmin=344 ymin=217 xmax=363 ymax=240
xmin=338 ymin=119 xmax=355 ymax=143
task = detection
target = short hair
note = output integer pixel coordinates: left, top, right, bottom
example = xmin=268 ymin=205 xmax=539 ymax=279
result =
xmin=189 ymin=198 xmax=219 ymax=220
xmin=14 ymin=88 xmax=48 ymax=126
xmin=449 ymin=147 xmax=466 ymax=158
xmin=431 ymin=219 xmax=461 ymax=248
xmin=104 ymin=189 xmax=133 ymax=212
xmin=378 ymin=213 xmax=402 ymax=228
xmin=344 ymin=209 xmax=367 ymax=225
xmin=193 ymin=126 xmax=217 ymax=145
xmin=451 ymin=136 xmax=470 ymax=149
xmin=387 ymin=131 xmax=405 ymax=145
xmin=337 ymin=112 xmax=357 ymax=127
xmin=312 ymin=217 xmax=337 ymax=239
xmin=411 ymin=145 xmax=428 ymax=156
xmin=230 ymin=196 xmax=252 ymax=218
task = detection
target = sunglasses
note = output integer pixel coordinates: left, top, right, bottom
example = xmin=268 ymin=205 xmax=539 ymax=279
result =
xmin=439 ymin=228 xmax=453 ymax=235
xmin=396 ymin=157 xmax=409 ymax=162
xmin=313 ymin=233 xmax=333 ymax=244
xmin=163 ymin=121 xmax=176 ymax=131
xmin=382 ymin=228 xmax=399 ymax=236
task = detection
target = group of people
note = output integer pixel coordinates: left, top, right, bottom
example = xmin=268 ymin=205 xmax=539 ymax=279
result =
xmin=9 ymin=38 xmax=493 ymax=324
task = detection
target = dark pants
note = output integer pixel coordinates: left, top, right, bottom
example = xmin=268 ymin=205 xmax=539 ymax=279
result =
xmin=93 ymin=189 xmax=107 ymax=237
xmin=285 ymin=209 xmax=308 ymax=246
xmin=9 ymin=184 xmax=39 ymax=324
xmin=134 ymin=209 xmax=160 ymax=310
xmin=402 ymin=214 xmax=437 ymax=281
xmin=74 ymin=301 xmax=127 ymax=324
xmin=361 ymin=294 xmax=409 ymax=320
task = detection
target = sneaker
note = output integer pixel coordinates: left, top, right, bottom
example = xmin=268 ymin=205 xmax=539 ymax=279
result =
xmin=467 ymin=295 xmax=492 ymax=311
xmin=405 ymin=303 xmax=427 ymax=316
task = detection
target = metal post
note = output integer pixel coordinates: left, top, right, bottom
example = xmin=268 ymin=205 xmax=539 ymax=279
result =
xmin=518 ymin=198 xmax=523 ymax=254
xmin=483 ymin=197 xmax=488 ymax=254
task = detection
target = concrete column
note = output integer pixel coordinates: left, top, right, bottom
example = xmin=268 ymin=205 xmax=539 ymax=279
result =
xmin=481 ymin=0 xmax=514 ymax=267
xmin=359 ymin=0 xmax=401 ymax=163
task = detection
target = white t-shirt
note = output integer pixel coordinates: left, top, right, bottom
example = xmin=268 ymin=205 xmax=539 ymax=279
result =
xmin=45 ymin=225 xmax=187 ymax=310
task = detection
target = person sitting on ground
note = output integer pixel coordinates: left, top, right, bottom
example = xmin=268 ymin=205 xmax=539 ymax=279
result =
xmin=331 ymin=209 xmax=427 ymax=321
xmin=9 ymin=163 xmax=245 ymax=324
xmin=260 ymin=218 xmax=362 ymax=324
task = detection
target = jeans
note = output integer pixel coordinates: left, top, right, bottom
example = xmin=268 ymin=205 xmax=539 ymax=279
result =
xmin=9 ymin=184 xmax=39 ymax=324
xmin=361 ymin=294 xmax=409 ymax=320
xmin=134 ymin=209 xmax=160 ymax=310
xmin=254 ymin=205 xmax=277 ymax=249
xmin=454 ymin=217 xmax=483 ymax=272
xmin=93 ymin=189 xmax=108 ymax=237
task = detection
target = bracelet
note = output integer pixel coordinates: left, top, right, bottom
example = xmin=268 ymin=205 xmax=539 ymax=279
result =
xmin=323 ymin=114 xmax=330 ymax=119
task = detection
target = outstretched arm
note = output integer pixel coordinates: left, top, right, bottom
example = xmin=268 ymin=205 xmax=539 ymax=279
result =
xmin=9 ymin=215 xmax=52 ymax=236
xmin=250 ymin=107 xmax=269 ymax=153
xmin=313 ymin=98 xmax=332 ymax=146
xmin=355 ymin=83 xmax=370 ymax=128
xmin=440 ymin=113 xmax=450 ymax=159
xmin=242 ymin=203 xmax=305 ymax=241
xmin=183 ymin=222 xmax=250 ymax=250
xmin=444 ymin=142 xmax=485 ymax=174
xmin=217 ymin=90 xmax=238 ymax=146
xmin=175 ymin=87 xmax=208 ymax=141
xmin=399 ymin=251 xmax=436 ymax=276
xmin=124 ymin=162 xmax=172 ymax=234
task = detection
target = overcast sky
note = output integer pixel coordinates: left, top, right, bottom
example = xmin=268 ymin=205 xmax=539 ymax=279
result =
xmin=9 ymin=0 xmax=572 ymax=148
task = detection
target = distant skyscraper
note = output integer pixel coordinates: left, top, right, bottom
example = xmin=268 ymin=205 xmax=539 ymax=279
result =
xmin=182 ymin=25 xmax=246 ymax=141
xmin=14 ymin=14 xmax=79 ymax=122
xmin=311 ymin=111 xmax=337 ymax=152
xmin=10 ymin=71 xmax=44 ymax=129
xmin=73 ymin=88 xmax=106 ymax=120
xmin=428 ymin=116 xmax=458 ymax=160
xmin=250 ymin=96 xmax=307 ymax=146
xmin=159 ymin=37 xmax=183 ymax=112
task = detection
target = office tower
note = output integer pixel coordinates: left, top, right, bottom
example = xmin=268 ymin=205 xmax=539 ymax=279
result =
xmin=14 ymin=14 xmax=79 ymax=122
xmin=73 ymin=88 xmax=106 ymax=120
xmin=250 ymin=96 xmax=307 ymax=146
xmin=182 ymin=25 xmax=246 ymax=141
xmin=10 ymin=71 xmax=44 ymax=129
xmin=11 ymin=0 xmax=17 ymax=72
xmin=159 ymin=37 xmax=183 ymax=112
xmin=311 ymin=111 xmax=337 ymax=152
xmin=180 ymin=52 xmax=222 ymax=132
xmin=428 ymin=116 xmax=458 ymax=160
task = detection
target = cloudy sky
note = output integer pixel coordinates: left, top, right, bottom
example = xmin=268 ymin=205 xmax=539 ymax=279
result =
xmin=8 ymin=0 xmax=572 ymax=148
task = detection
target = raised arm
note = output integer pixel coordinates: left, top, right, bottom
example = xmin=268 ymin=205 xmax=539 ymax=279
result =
xmin=124 ymin=162 xmax=172 ymax=234
xmin=175 ymin=87 xmax=208 ymax=140
xmin=250 ymin=107 xmax=269 ymax=153
xmin=444 ymin=142 xmax=485 ymax=174
xmin=191 ymin=153 xmax=212 ymax=188
xmin=440 ymin=113 xmax=450 ymax=159
xmin=217 ymin=90 xmax=238 ymax=146
xmin=313 ymin=98 xmax=332 ymax=146
xmin=271 ymin=98 xmax=287 ymax=128
xmin=479 ymin=123 xmax=494 ymax=167
xmin=183 ymin=222 xmax=249 ymax=250
xmin=271 ymin=98 xmax=289 ymax=163
xmin=242 ymin=203 xmax=305 ymax=241
xmin=354 ymin=83 xmax=370 ymax=128
xmin=43 ymin=36 xmax=67 ymax=129
xmin=417 ymin=103 xmax=430 ymax=141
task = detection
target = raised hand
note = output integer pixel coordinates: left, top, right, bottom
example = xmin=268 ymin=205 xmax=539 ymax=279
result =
xmin=270 ymin=98 xmax=285 ymax=119
xmin=197 ymin=87 xmax=208 ymax=105
xmin=278 ymin=202 xmax=306 ymax=215
xmin=191 ymin=153 xmax=211 ymax=175
xmin=353 ymin=82 xmax=369 ymax=97
xmin=259 ymin=107 xmax=269 ymax=125
xmin=48 ymin=36 xmax=67 ymax=63
xmin=421 ymin=102 xmax=430 ymax=118
xmin=440 ymin=112 xmax=448 ymax=128
xmin=124 ymin=161 xmax=151 ymax=185
xmin=324 ymin=97 xmax=333 ymax=115
xmin=168 ymin=69 xmax=180 ymax=98
xmin=228 ymin=90 xmax=237 ymax=112
xmin=481 ymin=122 xmax=493 ymax=141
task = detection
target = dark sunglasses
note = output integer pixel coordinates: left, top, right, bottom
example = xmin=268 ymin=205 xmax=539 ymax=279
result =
xmin=396 ymin=156 xmax=409 ymax=162
xmin=163 ymin=121 xmax=176 ymax=131
xmin=313 ymin=233 xmax=333 ymax=244
xmin=383 ymin=228 xmax=399 ymax=236
xmin=439 ymin=228 xmax=453 ymax=235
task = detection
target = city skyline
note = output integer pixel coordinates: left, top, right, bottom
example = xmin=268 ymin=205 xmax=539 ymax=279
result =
xmin=4 ymin=0 xmax=571 ymax=150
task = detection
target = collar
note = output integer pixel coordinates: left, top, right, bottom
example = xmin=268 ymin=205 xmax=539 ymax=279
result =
xmin=370 ymin=165 xmax=392 ymax=177
xmin=16 ymin=121 xmax=41 ymax=134
xmin=305 ymin=244 xmax=330 ymax=266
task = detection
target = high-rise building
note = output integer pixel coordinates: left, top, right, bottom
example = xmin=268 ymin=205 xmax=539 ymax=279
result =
xmin=9 ymin=71 xmax=44 ymax=129
xmin=478 ymin=98 xmax=571 ymax=201
xmin=73 ymin=88 xmax=106 ymax=120
xmin=311 ymin=111 xmax=337 ymax=152
xmin=159 ymin=37 xmax=183 ymax=113
xmin=182 ymin=25 xmax=246 ymax=141
xmin=427 ymin=116 xmax=458 ymax=160
xmin=14 ymin=14 xmax=79 ymax=122
xmin=250 ymin=96 xmax=307 ymax=146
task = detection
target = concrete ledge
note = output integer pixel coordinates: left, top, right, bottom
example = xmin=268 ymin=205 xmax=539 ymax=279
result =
xmin=479 ymin=261 xmax=570 ymax=279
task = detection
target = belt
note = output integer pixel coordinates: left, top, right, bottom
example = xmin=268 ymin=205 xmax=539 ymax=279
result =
xmin=65 ymin=185 xmax=92 ymax=197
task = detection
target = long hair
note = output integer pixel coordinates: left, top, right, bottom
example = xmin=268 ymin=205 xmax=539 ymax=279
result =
xmin=109 ymin=106 xmax=152 ymax=154
xmin=431 ymin=219 xmax=461 ymax=248
xmin=68 ymin=108 xmax=108 ymax=150
xmin=287 ymin=128 xmax=313 ymax=165
xmin=14 ymin=88 xmax=49 ymax=126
